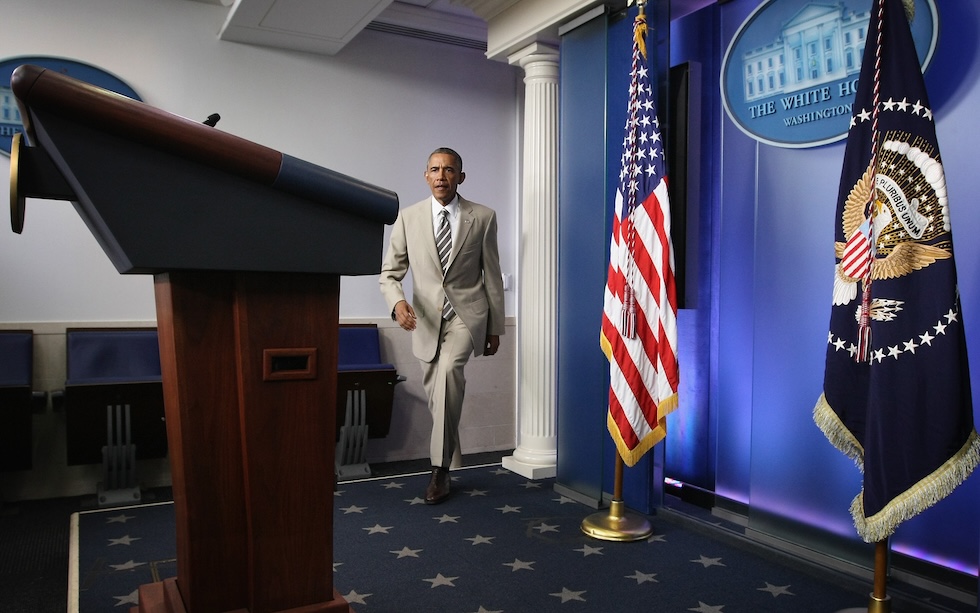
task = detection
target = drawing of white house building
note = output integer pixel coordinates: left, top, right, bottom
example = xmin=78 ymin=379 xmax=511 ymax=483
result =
xmin=743 ymin=2 xmax=869 ymax=102
xmin=0 ymin=87 xmax=23 ymax=138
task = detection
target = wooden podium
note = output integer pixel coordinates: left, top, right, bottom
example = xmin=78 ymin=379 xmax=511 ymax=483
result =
xmin=10 ymin=65 xmax=399 ymax=613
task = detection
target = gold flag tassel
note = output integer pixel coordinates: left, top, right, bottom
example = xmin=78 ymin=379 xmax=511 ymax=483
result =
xmin=856 ymin=277 xmax=873 ymax=362
xmin=634 ymin=11 xmax=647 ymax=60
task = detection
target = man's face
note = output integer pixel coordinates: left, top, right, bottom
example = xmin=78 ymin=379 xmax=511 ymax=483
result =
xmin=425 ymin=153 xmax=465 ymax=205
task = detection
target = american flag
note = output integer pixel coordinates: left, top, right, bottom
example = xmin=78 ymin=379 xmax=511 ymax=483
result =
xmin=840 ymin=217 xmax=873 ymax=281
xmin=815 ymin=0 xmax=979 ymax=543
xmin=599 ymin=9 xmax=679 ymax=468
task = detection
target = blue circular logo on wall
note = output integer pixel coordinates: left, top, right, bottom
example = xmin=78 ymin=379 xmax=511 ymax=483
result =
xmin=0 ymin=56 xmax=141 ymax=157
xmin=720 ymin=0 xmax=939 ymax=148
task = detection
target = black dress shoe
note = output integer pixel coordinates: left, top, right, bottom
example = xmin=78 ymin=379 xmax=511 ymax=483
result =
xmin=424 ymin=467 xmax=451 ymax=505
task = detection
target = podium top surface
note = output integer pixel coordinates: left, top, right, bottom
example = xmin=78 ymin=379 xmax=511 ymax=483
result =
xmin=11 ymin=65 xmax=401 ymax=275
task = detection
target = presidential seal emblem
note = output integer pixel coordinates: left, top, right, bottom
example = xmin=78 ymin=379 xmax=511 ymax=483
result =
xmin=833 ymin=129 xmax=951 ymax=310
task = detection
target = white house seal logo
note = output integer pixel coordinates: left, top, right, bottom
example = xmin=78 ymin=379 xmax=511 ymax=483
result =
xmin=721 ymin=0 xmax=939 ymax=148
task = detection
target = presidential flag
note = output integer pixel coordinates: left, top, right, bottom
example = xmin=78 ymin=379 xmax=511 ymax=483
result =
xmin=814 ymin=0 xmax=980 ymax=543
xmin=600 ymin=8 xmax=679 ymax=468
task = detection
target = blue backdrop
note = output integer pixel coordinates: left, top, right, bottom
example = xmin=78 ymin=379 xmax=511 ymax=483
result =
xmin=556 ymin=0 xmax=980 ymax=592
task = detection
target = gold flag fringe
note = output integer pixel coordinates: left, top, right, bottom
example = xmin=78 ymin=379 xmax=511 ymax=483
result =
xmin=853 ymin=430 xmax=980 ymax=543
xmin=607 ymin=392 xmax=677 ymax=468
xmin=901 ymin=0 xmax=915 ymax=23
xmin=815 ymin=394 xmax=980 ymax=543
xmin=813 ymin=393 xmax=865 ymax=469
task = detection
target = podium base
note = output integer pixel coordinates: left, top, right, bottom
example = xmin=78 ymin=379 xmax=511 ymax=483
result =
xmin=131 ymin=578 xmax=354 ymax=613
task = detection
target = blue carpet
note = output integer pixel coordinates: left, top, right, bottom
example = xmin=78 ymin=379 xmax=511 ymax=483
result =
xmin=72 ymin=465 xmax=895 ymax=612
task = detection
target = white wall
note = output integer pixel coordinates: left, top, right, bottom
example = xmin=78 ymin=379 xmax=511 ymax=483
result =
xmin=0 ymin=0 xmax=521 ymax=322
xmin=0 ymin=0 xmax=521 ymax=499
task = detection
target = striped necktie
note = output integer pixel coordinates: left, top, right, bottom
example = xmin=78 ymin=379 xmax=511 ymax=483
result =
xmin=436 ymin=209 xmax=455 ymax=320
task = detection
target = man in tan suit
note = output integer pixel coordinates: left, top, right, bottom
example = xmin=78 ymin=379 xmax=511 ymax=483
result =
xmin=380 ymin=147 xmax=505 ymax=504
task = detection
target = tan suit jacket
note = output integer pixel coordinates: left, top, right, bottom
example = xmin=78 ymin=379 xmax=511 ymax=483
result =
xmin=380 ymin=196 xmax=505 ymax=362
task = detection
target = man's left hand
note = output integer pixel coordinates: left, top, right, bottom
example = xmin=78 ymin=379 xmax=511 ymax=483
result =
xmin=484 ymin=335 xmax=500 ymax=356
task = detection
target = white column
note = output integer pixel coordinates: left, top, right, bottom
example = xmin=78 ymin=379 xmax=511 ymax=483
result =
xmin=502 ymin=43 xmax=559 ymax=480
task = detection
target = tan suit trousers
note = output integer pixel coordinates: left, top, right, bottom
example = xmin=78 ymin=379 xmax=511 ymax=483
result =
xmin=420 ymin=315 xmax=473 ymax=468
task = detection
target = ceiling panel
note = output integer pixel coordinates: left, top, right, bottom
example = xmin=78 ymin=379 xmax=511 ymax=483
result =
xmin=213 ymin=0 xmax=718 ymax=57
xmin=219 ymin=0 xmax=394 ymax=55
xmin=259 ymin=0 xmax=390 ymax=38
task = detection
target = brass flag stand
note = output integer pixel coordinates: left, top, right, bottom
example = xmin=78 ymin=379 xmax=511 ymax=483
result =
xmin=581 ymin=452 xmax=653 ymax=542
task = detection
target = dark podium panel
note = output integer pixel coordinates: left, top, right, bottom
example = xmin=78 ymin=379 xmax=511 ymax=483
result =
xmin=11 ymin=64 xmax=399 ymax=613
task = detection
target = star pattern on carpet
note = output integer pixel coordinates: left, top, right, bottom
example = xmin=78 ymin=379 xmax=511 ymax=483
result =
xmin=758 ymin=582 xmax=794 ymax=597
xmin=691 ymin=554 xmax=725 ymax=568
xmin=112 ymin=589 xmax=139 ymax=606
xmin=532 ymin=521 xmax=559 ymax=534
xmin=424 ymin=573 xmax=459 ymax=588
xmin=574 ymin=544 xmax=604 ymax=557
xmin=502 ymin=558 xmax=535 ymax=571
xmin=343 ymin=590 xmax=371 ymax=604
xmin=433 ymin=514 xmax=460 ymax=524
xmin=465 ymin=534 xmax=495 ymax=545
xmin=626 ymin=570 xmax=657 ymax=584
xmin=688 ymin=602 xmax=724 ymax=613
xmin=109 ymin=560 xmax=146 ymax=571
xmin=105 ymin=514 xmax=135 ymax=524
xmin=74 ymin=468 xmax=887 ymax=612
xmin=550 ymin=587 xmax=586 ymax=603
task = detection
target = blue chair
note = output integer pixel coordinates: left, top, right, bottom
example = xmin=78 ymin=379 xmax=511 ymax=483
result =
xmin=0 ymin=330 xmax=35 ymax=471
xmin=63 ymin=328 xmax=168 ymax=505
xmin=63 ymin=328 xmax=167 ymax=463
xmin=335 ymin=325 xmax=403 ymax=479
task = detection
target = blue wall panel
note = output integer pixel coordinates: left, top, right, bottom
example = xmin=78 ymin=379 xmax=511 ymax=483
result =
xmin=665 ymin=5 xmax=720 ymax=495
xmin=561 ymin=0 xmax=980 ymax=582
xmin=555 ymin=11 xmax=612 ymax=505
xmin=668 ymin=0 xmax=980 ymax=579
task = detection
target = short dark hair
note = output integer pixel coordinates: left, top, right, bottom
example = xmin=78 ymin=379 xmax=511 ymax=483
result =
xmin=429 ymin=147 xmax=463 ymax=172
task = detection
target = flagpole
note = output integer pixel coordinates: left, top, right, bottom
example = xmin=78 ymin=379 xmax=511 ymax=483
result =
xmin=580 ymin=451 xmax=653 ymax=542
xmin=872 ymin=539 xmax=891 ymax=611
xmin=835 ymin=539 xmax=891 ymax=613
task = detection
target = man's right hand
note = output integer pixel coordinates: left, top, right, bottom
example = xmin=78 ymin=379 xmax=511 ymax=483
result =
xmin=394 ymin=300 xmax=417 ymax=331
